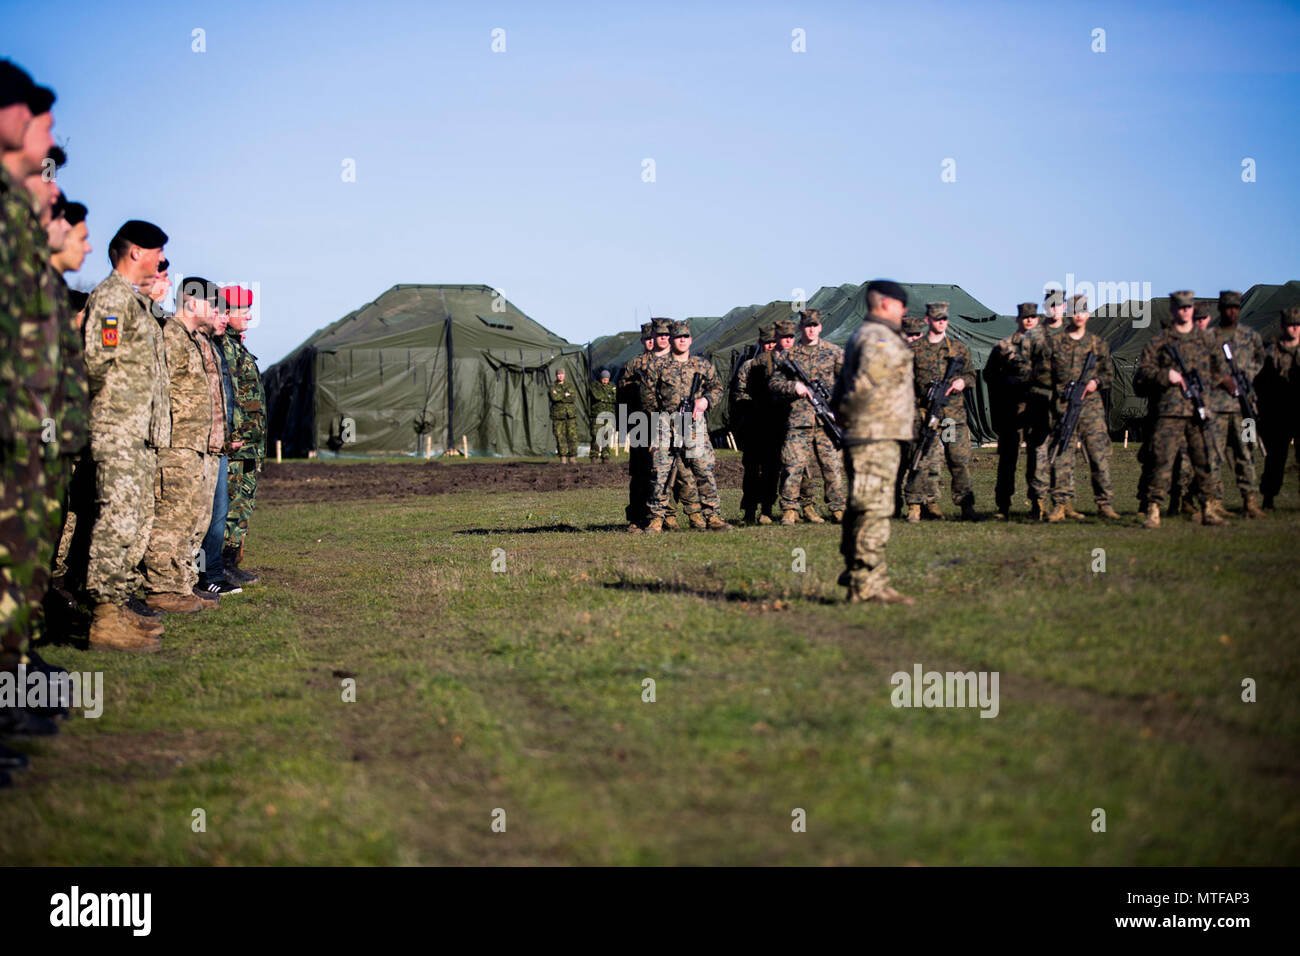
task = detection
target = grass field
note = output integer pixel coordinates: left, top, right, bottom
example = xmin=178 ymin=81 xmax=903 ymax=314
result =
xmin=3 ymin=446 xmax=1299 ymax=865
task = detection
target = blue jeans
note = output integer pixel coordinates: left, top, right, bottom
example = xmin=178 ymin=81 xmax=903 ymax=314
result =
xmin=199 ymin=455 xmax=229 ymax=584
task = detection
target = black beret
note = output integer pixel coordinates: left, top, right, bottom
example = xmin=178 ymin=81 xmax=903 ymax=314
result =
xmin=59 ymin=200 xmax=87 ymax=226
xmin=0 ymin=60 xmax=55 ymax=113
xmin=112 ymin=219 xmax=168 ymax=250
xmin=866 ymin=279 xmax=908 ymax=308
xmin=180 ymin=276 xmax=220 ymax=307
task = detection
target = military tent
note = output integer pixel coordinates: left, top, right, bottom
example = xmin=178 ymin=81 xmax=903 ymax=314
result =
xmin=263 ymin=284 xmax=588 ymax=457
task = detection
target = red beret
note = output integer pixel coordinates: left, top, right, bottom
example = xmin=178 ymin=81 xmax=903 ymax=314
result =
xmin=222 ymin=285 xmax=253 ymax=308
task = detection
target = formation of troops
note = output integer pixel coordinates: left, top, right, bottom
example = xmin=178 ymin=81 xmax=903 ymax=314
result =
xmin=1 ymin=61 xmax=268 ymax=785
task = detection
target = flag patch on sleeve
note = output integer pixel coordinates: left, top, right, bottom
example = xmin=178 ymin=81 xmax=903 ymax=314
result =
xmin=102 ymin=316 xmax=119 ymax=347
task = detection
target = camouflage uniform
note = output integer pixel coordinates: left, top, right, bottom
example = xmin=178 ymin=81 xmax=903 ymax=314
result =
xmin=620 ymin=341 xmax=696 ymax=523
xmin=904 ymin=334 xmax=975 ymax=508
xmin=220 ymin=331 xmax=265 ymax=551
xmin=0 ymin=166 xmax=62 ymax=663
xmin=588 ymin=378 xmax=616 ymax=461
xmin=50 ymin=273 xmax=90 ymax=586
xmin=640 ymin=350 xmax=723 ymax=519
xmin=143 ymin=317 xmax=223 ymax=595
xmin=1134 ymin=325 xmax=1225 ymax=510
xmin=1038 ymin=329 xmax=1114 ymax=506
xmin=984 ymin=308 xmax=1040 ymax=514
xmin=1208 ymin=322 xmax=1265 ymax=502
xmin=1027 ymin=321 xmax=1065 ymax=502
xmin=1257 ymin=318 xmax=1300 ymax=505
xmin=548 ymin=376 xmax=578 ymax=458
xmin=770 ymin=339 xmax=846 ymax=514
xmin=83 ymin=270 xmax=170 ymax=605
xmin=834 ymin=314 xmax=915 ymax=601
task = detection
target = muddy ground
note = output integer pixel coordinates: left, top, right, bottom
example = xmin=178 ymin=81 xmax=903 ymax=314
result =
xmin=260 ymin=458 xmax=746 ymax=503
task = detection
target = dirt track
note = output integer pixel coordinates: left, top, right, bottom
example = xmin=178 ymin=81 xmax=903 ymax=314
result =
xmin=260 ymin=458 xmax=745 ymax=503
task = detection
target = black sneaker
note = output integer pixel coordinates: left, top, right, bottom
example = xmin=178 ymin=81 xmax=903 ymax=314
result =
xmin=125 ymin=595 xmax=164 ymax=619
xmin=199 ymin=579 xmax=242 ymax=597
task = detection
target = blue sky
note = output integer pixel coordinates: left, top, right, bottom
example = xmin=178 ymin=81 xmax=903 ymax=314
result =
xmin=8 ymin=0 xmax=1299 ymax=364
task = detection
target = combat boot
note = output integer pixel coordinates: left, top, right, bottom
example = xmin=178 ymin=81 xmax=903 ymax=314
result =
xmin=706 ymin=515 xmax=731 ymax=530
xmin=742 ymin=508 xmax=757 ymax=525
xmin=1202 ymin=499 xmax=1230 ymax=526
xmin=960 ymin=501 xmax=979 ymax=522
xmin=1262 ymin=494 xmax=1275 ymax=510
xmin=921 ymin=502 xmax=944 ymax=521
xmin=1244 ymin=493 xmax=1267 ymax=519
xmin=1062 ymin=500 xmax=1086 ymax=520
xmin=757 ymin=513 xmax=773 ymax=525
xmin=849 ymin=585 xmax=915 ymax=606
xmin=89 ymin=605 xmax=162 ymax=653
xmin=223 ymin=546 xmax=259 ymax=585
xmin=1179 ymin=497 xmax=1198 ymax=519
xmin=122 ymin=599 xmax=165 ymax=636
xmin=830 ymin=509 xmax=844 ymax=523
xmin=146 ymin=591 xmax=202 ymax=613
xmin=687 ymin=512 xmax=707 ymax=530
xmin=645 ymin=517 xmax=663 ymax=534
xmin=802 ymin=505 xmax=825 ymax=524
xmin=906 ymin=504 xmax=921 ymax=523
xmin=192 ymin=587 xmax=219 ymax=610
xmin=1142 ymin=503 xmax=1161 ymax=529
xmin=780 ymin=510 xmax=799 ymax=525
xmin=1046 ymin=502 xmax=1067 ymax=523
xmin=1029 ymin=500 xmax=1042 ymax=521
xmin=626 ymin=522 xmax=643 ymax=535
xmin=663 ymin=514 xmax=681 ymax=531
xmin=1098 ymin=503 xmax=1121 ymax=520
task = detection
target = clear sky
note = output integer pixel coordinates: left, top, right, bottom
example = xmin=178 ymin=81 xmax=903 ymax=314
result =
xmin=8 ymin=0 xmax=1299 ymax=365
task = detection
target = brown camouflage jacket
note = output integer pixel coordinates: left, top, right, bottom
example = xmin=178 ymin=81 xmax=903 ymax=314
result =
xmin=770 ymin=339 xmax=843 ymax=428
xmin=834 ymin=316 xmax=914 ymax=443
xmin=1036 ymin=329 xmax=1113 ymax=412
xmin=640 ymin=353 xmax=721 ymax=416
xmin=1210 ymin=323 xmax=1265 ymax=414
xmin=1135 ymin=326 xmax=1227 ymax=419
xmin=911 ymin=334 xmax=974 ymax=422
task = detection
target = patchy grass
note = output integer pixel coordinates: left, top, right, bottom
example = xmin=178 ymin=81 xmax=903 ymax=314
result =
xmin=4 ymin=446 xmax=1298 ymax=864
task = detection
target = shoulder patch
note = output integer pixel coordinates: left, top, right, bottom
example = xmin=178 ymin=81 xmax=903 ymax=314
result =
xmin=102 ymin=316 xmax=119 ymax=348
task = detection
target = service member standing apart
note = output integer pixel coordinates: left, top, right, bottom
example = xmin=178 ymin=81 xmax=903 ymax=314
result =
xmin=984 ymin=303 xmax=1039 ymax=519
xmin=833 ymin=280 xmax=915 ymax=605
xmin=548 ymin=367 xmax=577 ymax=464
xmin=588 ymin=368 xmax=616 ymax=463
xmin=1210 ymin=291 xmax=1266 ymax=518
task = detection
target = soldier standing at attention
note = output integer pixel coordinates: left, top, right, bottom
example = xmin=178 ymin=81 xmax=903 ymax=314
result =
xmin=771 ymin=309 xmax=845 ymax=524
xmin=732 ymin=325 xmax=777 ymax=524
xmin=640 ymin=321 xmax=729 ymax=532
xmin=833 ymin=280 xmax=915 ymax=606
xmin=1039 ymin=295 xmax=1119 ymax=521
xmin=588 ymin=368 xmax=616 ymax=463
xmin=904 ymin=302 xmax=978 ymax=522
xmin=548 ymin=367 xmax=577 ymax=463
xmin=618 ymin=322 xmax=656 ymax=531
xmin=1209 ymin=291 xmax=1266 ymax=518
xmin=1135 ymin=290 xmax=1230 ymax=529
xmin=985 ymin=303 xmax=1039 ymax=519
xmin=1026 ymin=291 xmax=1066 ymax=518
xmin=143 ymin=278 xmax=224 ymax=613
xmin=82 ymin=220 xmax=172 ymax=651
xmin=1258 ymin=306 xmax=1300 ymax=509
xmin=220 ymin=286 xmax=265 ymax=586
xmin=770 ymin=318 xmax=816 ymax=521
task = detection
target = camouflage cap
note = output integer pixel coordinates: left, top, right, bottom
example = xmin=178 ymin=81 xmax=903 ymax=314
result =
xmin=925 ymin=302 xmax=949 ymax=319
xmin=652 ymin=318 xmax=672 ymax=335
xmin=1169 ymin=290 xmax=1196 ymax=309
xmin=774 ymin=319 xmax=797 ymax=337
xmin=758 ymin=324 xmax=775 ymax=344
xmin=640 ymin=322 xmax=655 ymax=338
xmin=1193 ymin=305 xmax=1211 ymax=321
xmin=670 ymin=320 xmax=691 ymax=338
xmin=1044 ymin=290 xmax=1065 ymax=308
xmin=903 ymin=316 xmax=928 ymax=336
xmin=1070 ymin=294 xmax=1089 ymax=314
xmin=798 ymin=309 xmax=822 ymax=326
xmin=1218 ymin=290 xmax=1242 ymax=310
xmin=1016 ymin=302 xmax=1037 ymax=320
xmin=1282 ymin=305 xmax=1300 ymax=326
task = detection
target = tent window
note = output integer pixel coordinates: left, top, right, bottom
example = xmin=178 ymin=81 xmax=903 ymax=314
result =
xmin=477 ymin=314 xmax=515 ymax=330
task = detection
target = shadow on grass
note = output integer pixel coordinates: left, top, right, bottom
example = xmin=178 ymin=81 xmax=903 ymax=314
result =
xmin=456 ymin=522 xmax=628 ymax=535
xmin=602 ymin=577 xmax=841 ymax=606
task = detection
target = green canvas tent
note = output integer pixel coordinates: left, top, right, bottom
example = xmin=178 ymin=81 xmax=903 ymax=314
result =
xmin=263 ymin=284 xmax=588 ymax=457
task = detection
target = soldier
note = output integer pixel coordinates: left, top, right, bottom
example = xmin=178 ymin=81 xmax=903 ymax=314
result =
xmin=618 ymin=322 xmax=657 ymax=531
xmin=1208 ymin=291 xmax=1266 ymax=518
xmin=770 ymin=318 xmax=817 ymax=520
xmin=1025 ymin=291 xmax=1067 ymax=518
xmin=1041 ymin=289 xmax=1066 ymax=333
xmin=903 ymin=302 xmax=978 ymax=521
xmin=81 ymin=220 xmax=172 ymax=650
xmin=1038 ymin=295 xmax=1119 ymax=520
xmin=548 ymin=367 xmax=578 ymax=463
xmin=144 ymin=258 xmax=172 ymax=321
xmin=588 ymin=368 xmax=616 ymax=462
xmin=833 ymin=280 xmax=915 ymax=605
xmin=984 ymin=303 xmax=1040 ymax=519
xmin=220 ymin=285 xmax=266 ymax=584
xmin=732 ymin=325 xmax=776 ymax=523
xmin=142 ymin=278 xmax=226 ymax=612
xmin=771 ymin=309 xmax=845 ymax=524
xmin=640 ymin=321 xmax=729 ymax=532
xmin=893 ymin=315 xmax=927 ymax=516
xmin=197 ymin=304 xmax=241 ymax=595
xmin=1258 ymin=305 xmax=1300 ymax=509
xmin=1134 ymin=290 xmax=1231 ymax=529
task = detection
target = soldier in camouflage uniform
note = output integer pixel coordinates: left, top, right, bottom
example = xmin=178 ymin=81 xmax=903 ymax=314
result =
xmin=1024 ymin=290 xmax=1066 ymax=518
xmin=618 ymin=322 xmax=657 ymax=529
xmin=770 ymin=319 xmax=817 ymax=519
xmin=1134 ymin=290 xmax=1231 ymax=529
xmin=220 ymin=285 xmax=266 ymax=584
xmin=903 ymin=302 xmax=978 ymax=521
xmin=893 ymin=314 xmax=927 ymax=517
xmin=82 ymin=220 xmax=172 ymax=650
xmin=732 ymin=325 xmax=777 ymax=523
xmin=1258 ymin=305 xmax=1300 ymax=509
xmin=833 ymin=280 xmax=915 ymax=605
xmin=548 ymin=367 xmax=578 ymax=463
xmin=587 ymin=368 xmax=616 ymax=462
xmin=142 ymin=279 xmax=225 ymax=612
xmin=771 ymin=310 xmax=846 ymax=524
xmin=1207 ymin=291 xmax=1267 ymax=518
xmin=639 ymin=321 xmax=729 ymax=531
xmin=984 ymin=303 xmax=1039 ymax=519
xmin=1036 ymin=295 xmax=1119 ymax=520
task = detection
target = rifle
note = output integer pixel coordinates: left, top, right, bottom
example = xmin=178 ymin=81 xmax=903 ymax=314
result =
xmin=906 ymin=356 xmax=965 ymax=479
xmin=1047 ymin=351 xmax=1097 ymax=465
xmin=1221 ymin=341 xmax=1266 ymax=457
xmin=776 ymin=355 xmax=844 ymax=449
xmin=1164 ymin=342 xmax=1221 ymax=465
xmin=673 ymin=371 xmax=704 ymax=449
